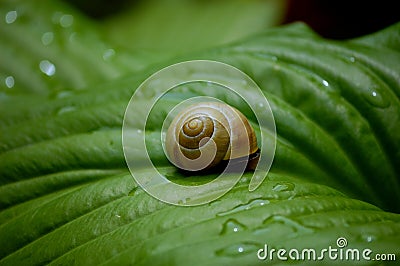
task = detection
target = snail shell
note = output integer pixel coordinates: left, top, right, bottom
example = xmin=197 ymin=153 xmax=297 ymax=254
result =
xmin=165 ymin=102 xmax=259 ymax=172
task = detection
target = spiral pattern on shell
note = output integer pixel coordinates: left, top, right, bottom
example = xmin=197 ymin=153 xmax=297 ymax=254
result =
xmin=165 ymin=102 xmax=258 ymax=172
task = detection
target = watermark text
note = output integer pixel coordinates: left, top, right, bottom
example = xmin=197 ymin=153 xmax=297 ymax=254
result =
xmin=257 ymin=237 xmax=396 ymax=262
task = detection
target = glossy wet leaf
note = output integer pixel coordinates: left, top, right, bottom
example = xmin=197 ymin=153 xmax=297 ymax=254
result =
xmin=0 ymin=1 xmax=400 ymax=265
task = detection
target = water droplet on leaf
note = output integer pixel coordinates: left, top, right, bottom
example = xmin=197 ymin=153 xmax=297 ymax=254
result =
xmin=5 ymin=76 xmax=14 ymax=88
xmin=39 ymin=60 xmax=56 ymax=76
xmin=5 ymin=11 xmax=17 ymax=24
xmin=103 ymin=49 xmax=115 ymax=61
xmin=41 ymin=32 xmax=54 ymax=46
xmin=59 ymin=14 xmax=73 ymax=28
xmin=262 ymin=215 xmax=313 ymax=234
xmin=57 ymin=106 xmax=76 ymax=115
xmin=272 ymin=182 xmax=295 ymax=192
xmin=220 ymin=219 xmax=247 ymax=235
xmin=363 ymin=88 xmax=390 ymax=108
xmin=55 ymin=90 xmax=74 ymax=99
xmin=217 ymin=198 xmax=269 ymax=216
xmin=216 ymin=242 xmax=260 ymax=257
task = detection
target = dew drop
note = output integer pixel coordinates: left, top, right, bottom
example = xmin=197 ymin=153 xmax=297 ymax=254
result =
xmin=115 ymin=214 xmax=121 ymax=218
xmin=217 ymin=198 xmax=269 ymax=216
xmin=5 ymin=10 xmax=17 ymax=24
xmin=136 ymin=129 xmax=143 ymax=134
xmin=216 ymin=242 xmax=260 ymax=257
xmin=59 ymin=14 xmax=73 ymax=28
xmin=322 ymin=80 xmax=329 ymax=87
xmin=263 ymin=215 xmax=313 ymax=234
xmin=39 ymin=60 xmax=56 ymax=76
xmin=349 ymin=56 xmax=356 ymax=63
xmin=41 ymin=32 xmax=54 ymax=46
xmin=57 ymin=106 xmax=76 ymax=115
xmin=272 ymin=182 xmax=295 ymax=192
xmin=103 ymin=49 xmax=115 ymax=61
xmin=55 ymin=90 xmax=74 ymax=99
xmin=220 ymin=219 xmax=247 ymax=235
xmin=5 ymin=76 xmax=14 ymax=88
xmin=363 ymin=88 xmax=390 ymax=108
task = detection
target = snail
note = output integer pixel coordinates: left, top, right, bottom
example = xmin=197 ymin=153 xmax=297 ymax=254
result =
xmin=164 ymin=102 xmax=260 ymax=172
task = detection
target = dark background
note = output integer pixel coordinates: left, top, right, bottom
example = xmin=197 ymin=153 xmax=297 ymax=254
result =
xmin=283 ymin=0 xmax=399 ymax=39
xmin=66 ymin=0 xmax=399 ymax=39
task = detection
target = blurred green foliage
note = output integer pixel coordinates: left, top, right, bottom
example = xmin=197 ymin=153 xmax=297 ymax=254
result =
xmin=98 ymin=0 xmax=286 ymax=56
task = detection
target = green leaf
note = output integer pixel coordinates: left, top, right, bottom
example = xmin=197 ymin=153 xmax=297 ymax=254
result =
xmin=101 ymin=0 xmax=286 ymax=56
xmin=0 ymin=0 xmax=157 ymax=95
xmin=1 ymin=2 xmax=400 ymax=265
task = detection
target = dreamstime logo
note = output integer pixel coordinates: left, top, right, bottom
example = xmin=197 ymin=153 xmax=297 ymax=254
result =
xmin=122 ymin=60 xmax=276 ymax=206
xmin=257 ymin=237 xmax=397 ymax=262
xmin=336 ymin=237 xmax=348 ymax=248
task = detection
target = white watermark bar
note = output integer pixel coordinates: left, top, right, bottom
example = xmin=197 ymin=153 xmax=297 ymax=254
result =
xmin=257 ymin=237 xmax=396 ymax=262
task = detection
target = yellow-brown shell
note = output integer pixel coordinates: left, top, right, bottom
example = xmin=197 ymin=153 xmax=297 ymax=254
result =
xmin=165 ymin=102 xmax=258 ymax=171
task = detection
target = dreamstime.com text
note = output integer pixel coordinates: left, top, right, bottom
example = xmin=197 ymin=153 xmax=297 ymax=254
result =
xmin=257 ymin=237 xmax=396 ymax=262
